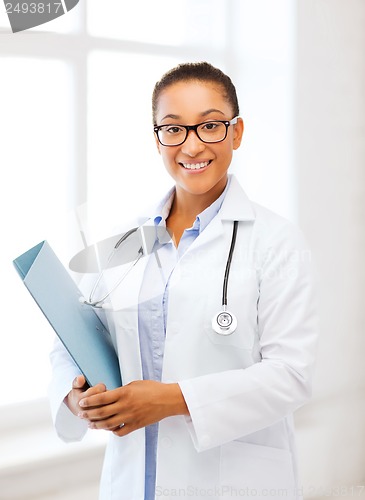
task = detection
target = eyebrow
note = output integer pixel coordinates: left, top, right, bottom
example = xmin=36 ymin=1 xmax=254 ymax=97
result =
xmin=160 ymin=108 xmax=226 ymax=122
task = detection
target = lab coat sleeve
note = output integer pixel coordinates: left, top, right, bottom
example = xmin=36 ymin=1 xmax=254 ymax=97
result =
xmin=179 ymin=222 xmax=318 ymax=452
xmin=48 ymin=336 xmax=88 ymax=442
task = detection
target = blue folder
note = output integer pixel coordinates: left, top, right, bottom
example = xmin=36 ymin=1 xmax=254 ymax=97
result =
xmin=13 ymin=241 xmax=122 ymax=390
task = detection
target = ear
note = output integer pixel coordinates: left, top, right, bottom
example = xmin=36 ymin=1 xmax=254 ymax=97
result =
xmin=233 ymin=117 xmax=244 ymax=150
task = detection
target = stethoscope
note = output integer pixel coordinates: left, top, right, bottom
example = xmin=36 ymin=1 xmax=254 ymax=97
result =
xmin=211 ymin=220 xmax=238 ymax=335
xmin=80 ymin=222 xmax=239 ymax=336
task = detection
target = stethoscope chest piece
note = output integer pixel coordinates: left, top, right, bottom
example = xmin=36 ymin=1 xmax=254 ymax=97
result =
xmin=212 ymin=309 xmax=238 ymax=335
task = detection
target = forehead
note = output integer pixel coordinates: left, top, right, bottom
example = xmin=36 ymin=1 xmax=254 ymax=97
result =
xmin=155 ymin=80 xmax=233 ymax=121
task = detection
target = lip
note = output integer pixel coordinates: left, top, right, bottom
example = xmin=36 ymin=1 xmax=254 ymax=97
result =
xmin=178 ymin=159 xmax=213 ymax=173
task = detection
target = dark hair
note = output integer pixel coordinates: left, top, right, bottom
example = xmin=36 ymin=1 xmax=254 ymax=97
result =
xmin=152 ymin=61 xmax=239 ymax=124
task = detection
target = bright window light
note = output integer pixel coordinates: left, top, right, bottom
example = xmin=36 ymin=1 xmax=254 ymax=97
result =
xmin=0 ymin=58 xmax=74 ymax=405
xmin=87 ymin=0 xmax=226 ymax=48
xmin=87 ymin=0 xmax=187 ymax=45
xmin=86 ymin=51 xmax=180 ymax=241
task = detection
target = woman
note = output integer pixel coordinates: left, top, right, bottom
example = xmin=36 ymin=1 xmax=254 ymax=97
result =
xmin=49 ymin=62 xmax=317 ymax=500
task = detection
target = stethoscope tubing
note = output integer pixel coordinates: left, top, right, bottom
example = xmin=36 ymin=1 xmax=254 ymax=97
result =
xmin=81 ymin=221 xmax=240 ymax=335
xmin=222 ymin=220 xmax=238 ymax=307
xmin=84 ymin=227 xmax=141 ymax=308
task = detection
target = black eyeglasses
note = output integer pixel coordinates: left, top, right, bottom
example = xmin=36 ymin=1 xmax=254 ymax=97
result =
xmin=154 ymin=116 xmax=238 ymax=147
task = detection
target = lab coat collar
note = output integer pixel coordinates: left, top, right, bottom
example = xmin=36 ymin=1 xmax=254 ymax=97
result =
xmin=218 ymin=174 xmax=256 ymax=222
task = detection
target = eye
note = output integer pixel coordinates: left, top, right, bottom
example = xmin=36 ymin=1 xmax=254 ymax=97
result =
xmin=201 ymin=121 xmax=220 ymax=131
xmin=165 ymin=125 xmax=185 ymax=135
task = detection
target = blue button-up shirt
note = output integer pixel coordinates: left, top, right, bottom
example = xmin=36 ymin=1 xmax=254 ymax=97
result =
xmin=137 ymin=179 xmax=230 ymax=500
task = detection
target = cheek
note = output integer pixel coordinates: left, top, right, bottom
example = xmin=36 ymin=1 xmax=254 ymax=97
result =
xmin=160 ymin=149 xmax=177 ymax=168
xmin=215 ymin=143 xmax=233 ymax=163
xmin=160 ymin=152 xmax=175 ymax=171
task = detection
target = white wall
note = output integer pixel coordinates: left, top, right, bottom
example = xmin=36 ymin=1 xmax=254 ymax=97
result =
xmin=227 ymin=0 xmax=296 ymax=221
xmin=229 ymin=0 xmax=365 ymax=497
xmin=294 ymin=0 xmax=365 ymax=496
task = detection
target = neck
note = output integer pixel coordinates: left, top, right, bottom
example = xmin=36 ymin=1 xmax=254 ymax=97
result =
xmin=170 ymin=176 xmax=228 ymax=220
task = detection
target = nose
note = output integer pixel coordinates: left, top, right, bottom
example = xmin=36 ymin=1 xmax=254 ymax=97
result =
xmin=181 ymin=129 xmax=206 ymax=156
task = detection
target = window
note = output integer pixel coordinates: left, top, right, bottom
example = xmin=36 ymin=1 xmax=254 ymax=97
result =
xmin=86 ymin=51 xmax=179 ymax=237
xmin=87 ymin=0 xmax=187 ymax=45
xmin=1 ymin=58 xmax=74 ymax=404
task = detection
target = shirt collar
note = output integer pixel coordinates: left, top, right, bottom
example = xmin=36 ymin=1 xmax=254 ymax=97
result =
xmin=153 ymin=189 xmax=174 ymax=228
xmin=152 ymin=176 xmax=231 ymax=237
xmin=152 ymin=188 xmax=175 ymax=244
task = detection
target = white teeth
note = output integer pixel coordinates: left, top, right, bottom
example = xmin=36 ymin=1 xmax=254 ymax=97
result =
xmin=181 ymin=161 xmax=210 ymax=170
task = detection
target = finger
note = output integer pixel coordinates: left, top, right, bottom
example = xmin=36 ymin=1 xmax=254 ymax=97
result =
xmin=78 ymin=404 xmax=118 ymax=422
xmin=87 ymin=415 xmax=125 ymax=431
xmin=79 ymin=388 xmax=116 ymax=409
xmin=113 ymin=422 xmax=134 ymax=437
xmin=72 ymin=375 xmax=87 ymax=389
xmin=82 ymin=383 xmax=107 ymax=398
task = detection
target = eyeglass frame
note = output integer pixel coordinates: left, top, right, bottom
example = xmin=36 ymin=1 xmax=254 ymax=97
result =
xmin=153 ymin=116 xmax=239 ymax=147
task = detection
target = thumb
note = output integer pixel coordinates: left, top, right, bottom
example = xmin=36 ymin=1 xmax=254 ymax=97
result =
xmin=72 ymin=375 xmax=86 ymax=389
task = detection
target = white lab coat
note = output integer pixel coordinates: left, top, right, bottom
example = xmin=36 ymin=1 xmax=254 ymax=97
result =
xmin=49 ymin=175 xmax=318 ymax=500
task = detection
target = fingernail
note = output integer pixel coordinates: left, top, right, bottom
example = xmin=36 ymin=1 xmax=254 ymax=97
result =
xmin=79 ymin=400 xmax=85 ymax=407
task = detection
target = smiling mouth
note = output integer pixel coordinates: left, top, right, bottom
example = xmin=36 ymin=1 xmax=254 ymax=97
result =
xmin=180 ymin=160 xmax=212 ymax=170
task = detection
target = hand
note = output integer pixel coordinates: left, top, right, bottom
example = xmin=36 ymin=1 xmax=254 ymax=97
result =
xmin=77 ymin=380 xmax=189 ymax=436
xmin=64 ymin=375 xmax=106 ymax=417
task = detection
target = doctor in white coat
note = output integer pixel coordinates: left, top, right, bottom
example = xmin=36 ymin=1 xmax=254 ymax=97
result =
xmin=49 ymin=62 xmax=318 ymax=500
